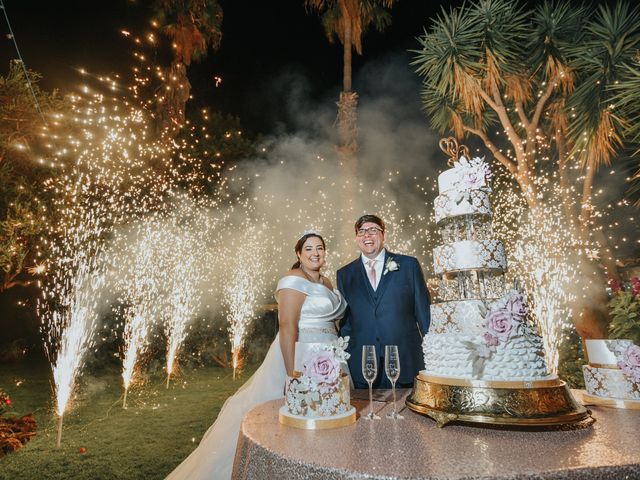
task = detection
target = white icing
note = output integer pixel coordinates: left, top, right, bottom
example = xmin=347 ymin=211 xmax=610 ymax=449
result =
xmin=585 ymin=339 xmax=634 ymax=365
xmin=294 ymin=342 xmax=327 ymax=372
xmin=433 ymin=239 xmax=507 ymax=275
xmin=437 ymin=168 xmax=460 ymax=194
xmin=434 ymin=189 xmax=491 ymax=224
xmin=583 ymin=365 xmax=640 ymax=400
xmin=422 ymin=332 xmax=549 ymax=380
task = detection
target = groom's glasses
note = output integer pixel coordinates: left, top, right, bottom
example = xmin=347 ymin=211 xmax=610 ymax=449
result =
xmin=356 ymin=227 xmax=383 ymax=237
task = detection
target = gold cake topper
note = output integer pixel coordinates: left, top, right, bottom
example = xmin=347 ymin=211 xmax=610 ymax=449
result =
xmin=439 ymin=137 xmax=470 ymax=167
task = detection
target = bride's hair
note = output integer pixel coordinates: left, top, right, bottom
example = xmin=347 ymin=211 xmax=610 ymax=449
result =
xmin=292 ymin=233 xmax=325 ymax=269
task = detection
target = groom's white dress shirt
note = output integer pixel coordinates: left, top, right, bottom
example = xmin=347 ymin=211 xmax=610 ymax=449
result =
xmin=361 ymin=250 xmax=385 ymax=290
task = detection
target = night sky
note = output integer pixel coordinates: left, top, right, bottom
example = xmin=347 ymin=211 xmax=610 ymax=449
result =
xmin=0 ymin=0 xmax=444 ymax=135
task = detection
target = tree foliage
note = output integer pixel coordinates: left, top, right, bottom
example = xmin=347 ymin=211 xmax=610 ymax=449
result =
xmin=413 ymin=0 xmax=640 ymax=207
xmin=151 ymin=0 xmax=224 ymax=136
xmin=0 ymin=62 xmax=64 ymax=291
xmin=304 ymin=0 xmax=395 ymax=56
xmin=414 ymin=0 xmax=640 ymax=339
xmin=153 ymin=0 xmax=223 ymax=66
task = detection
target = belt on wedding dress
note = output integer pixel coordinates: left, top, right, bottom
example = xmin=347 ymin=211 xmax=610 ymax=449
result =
xmin=299 ymin=327 xmax=337 ymax=335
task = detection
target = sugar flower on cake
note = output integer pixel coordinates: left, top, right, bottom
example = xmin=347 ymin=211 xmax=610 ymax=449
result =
xmin=482 ymin=290 xmax=528 ymax=347
xmin=303 ymin=350 xmax=341 ymax=387
xmin=617 ymin=344 xmax=640 ymax=384
xmin=452 ymin=156 xmax=492 ymax=199
xmin=485 ymin=309 xmax=519 ymax=340
xmin=299 ymin=337 xmax=349 ymax=395
xmin=463 ymin=290 xmax=530 ymax=377
xmin=505 ymin=292 xmax=528 ymax=319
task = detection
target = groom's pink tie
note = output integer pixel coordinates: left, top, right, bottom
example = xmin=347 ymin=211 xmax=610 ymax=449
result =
xmin=367 ymin=259 xmax=377 ymax=290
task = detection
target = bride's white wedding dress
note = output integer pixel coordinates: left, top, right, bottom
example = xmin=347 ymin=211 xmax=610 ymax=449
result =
xmin=166 ymin=275 xmax=347 ymax=480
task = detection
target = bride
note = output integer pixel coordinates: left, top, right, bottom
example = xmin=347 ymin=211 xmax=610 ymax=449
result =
xmin=166 ymin=231 xmax=347 ymax=479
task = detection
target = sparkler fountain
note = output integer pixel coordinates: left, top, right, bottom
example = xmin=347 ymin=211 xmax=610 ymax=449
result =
xmin=42 ymin=196 xmax=109 ymax=447
xmin=118 ymin=221 xmax=167 ymax=408
xmin=162 ymin=201 xmax=212 ymax=388
xmin=222 ymin=226 xmax=270 ymax=379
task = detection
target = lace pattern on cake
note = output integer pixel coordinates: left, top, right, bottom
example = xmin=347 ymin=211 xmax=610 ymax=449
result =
xmin=430 ymin=300 xmax=487 ymax=334
xmin=285 ymin=375 xmax=351 ymax=417
xmin=583 ymin=365 xmax=640 ymax=400
xmin=434 ymin=189 xmax=491 ymax=224
xmin=433 ymin=240 xmax=506 ymax=275
xmin=439 ymin=216 xmax=493 ymax=244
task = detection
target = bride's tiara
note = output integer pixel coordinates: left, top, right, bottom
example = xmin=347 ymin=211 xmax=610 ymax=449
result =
xmin=299 ymin=229 xmax=321 ymax=240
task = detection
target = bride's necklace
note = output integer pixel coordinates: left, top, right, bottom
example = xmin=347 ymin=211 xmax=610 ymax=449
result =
xmin=299 ymin=265 xmax=323 ymax=284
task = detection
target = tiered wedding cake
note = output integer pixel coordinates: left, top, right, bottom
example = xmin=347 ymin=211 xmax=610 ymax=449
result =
xmin=583 ymin=339 xmax=640 ymax=407
xmin=423 ymin=155 xmax=553 ymax=382
xmin=407 ymin=141 xmax=592 ymax=428
xmin=279 ymin=338 xmax=356 ymax=429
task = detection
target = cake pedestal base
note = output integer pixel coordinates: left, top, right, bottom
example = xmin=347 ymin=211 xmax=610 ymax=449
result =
xmin=278 ymin=406 xmax=356 ymax=429
xmin=407 ymin=373 xmax=594 ymax=429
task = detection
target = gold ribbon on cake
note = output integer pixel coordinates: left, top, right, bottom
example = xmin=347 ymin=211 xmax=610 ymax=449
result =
xmin=589 ymin=362 xmax=619 ymax=369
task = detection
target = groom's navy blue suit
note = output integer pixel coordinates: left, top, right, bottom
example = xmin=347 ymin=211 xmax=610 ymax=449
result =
xmin=337 ymin=250 xmax=431 ymax=388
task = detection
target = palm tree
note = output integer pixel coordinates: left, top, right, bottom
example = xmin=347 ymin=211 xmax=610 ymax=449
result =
xmin=153 ymin=0 xmax=223 ymax=137
xmin=611 ymin=55 xmax=640 ymax=206
xmin=305 ymin=0 xmax=396 ymax=171
xmin=413 ymin=0 xmax=640 ymax=338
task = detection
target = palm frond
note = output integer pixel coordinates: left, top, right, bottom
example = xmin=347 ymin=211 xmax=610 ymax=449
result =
xmin=154 ymin=0 xmax=223 ymax=64
xmin=567 ymin=1 xmax=640 ymax=169
xmin=470 ymin=0 xmax=531 ymax=86
xmin=305 ymin=0 xmax=396 ymax=54
xmin=528 ymin=0 xmax=587 ymax=94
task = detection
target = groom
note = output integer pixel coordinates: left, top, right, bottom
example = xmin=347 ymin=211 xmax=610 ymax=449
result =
xmin=337 ymin=214 xmax=431 ymax=388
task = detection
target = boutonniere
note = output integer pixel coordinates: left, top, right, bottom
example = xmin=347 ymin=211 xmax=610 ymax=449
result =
xmin=383 ymin=257 xmax=399 ymax=275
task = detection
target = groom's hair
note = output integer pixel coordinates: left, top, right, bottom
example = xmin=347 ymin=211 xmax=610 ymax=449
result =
xmin=354 ymin=214 xmax=385 ymax=234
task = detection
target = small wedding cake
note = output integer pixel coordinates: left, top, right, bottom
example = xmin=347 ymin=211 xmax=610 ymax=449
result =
xmin=583 ymin=339 xmax=640 ymax=406
xmin=422 ymin=155 xmax=554 ymax=382
xmin=279 ymin=337 xmax=356 ymax=429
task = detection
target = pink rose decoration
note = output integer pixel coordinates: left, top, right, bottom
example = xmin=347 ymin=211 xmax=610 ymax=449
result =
xmin=483 ymin=332 xmax=500 ymax=347
xmin=506 ymin=294 xmax=527 ymax=319
xmin=461 ymin=168 xmax=486 ymax=190
xmin=631 ymin=277 xmax=640 ymax=297
xmin=485 ymin=309 xmax=518 ymax=339
xmin=303 ymin=351 xmax=340 ymax=385
xmin=618 ymin=345 xmax=640 ymax=384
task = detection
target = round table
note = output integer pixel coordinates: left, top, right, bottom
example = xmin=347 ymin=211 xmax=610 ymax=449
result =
xmin=232 ymin=389 xmax=640 ymax=479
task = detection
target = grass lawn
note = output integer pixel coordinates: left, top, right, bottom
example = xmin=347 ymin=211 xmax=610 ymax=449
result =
xmin=0 ymin=360 xmax=257 ymax=480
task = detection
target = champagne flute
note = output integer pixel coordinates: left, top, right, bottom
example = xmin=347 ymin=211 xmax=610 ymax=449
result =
xmin=362 ymin=345 xmax=380 ymax=420
xmin=385 ymin=345 xmax=404 ymax=419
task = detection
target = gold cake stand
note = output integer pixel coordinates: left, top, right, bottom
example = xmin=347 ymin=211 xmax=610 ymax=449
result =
xmin=580 ymin=392 xmax=640 ymax=411
xmin=406 ymin=373 xmax=595 ymax=429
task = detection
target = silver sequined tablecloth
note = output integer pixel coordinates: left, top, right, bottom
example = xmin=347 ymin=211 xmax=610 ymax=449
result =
xmin=232 ymin=389 xmax=640 ymax=480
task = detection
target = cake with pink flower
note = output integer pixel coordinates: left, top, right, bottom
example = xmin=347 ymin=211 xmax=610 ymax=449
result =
xmin=422 ymin=155 xmax=554 ymax=382
xmin=583 ymin=339 xmax=640 ymax=404
xmin=279 ymin=337 xmax=356 ymax=429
